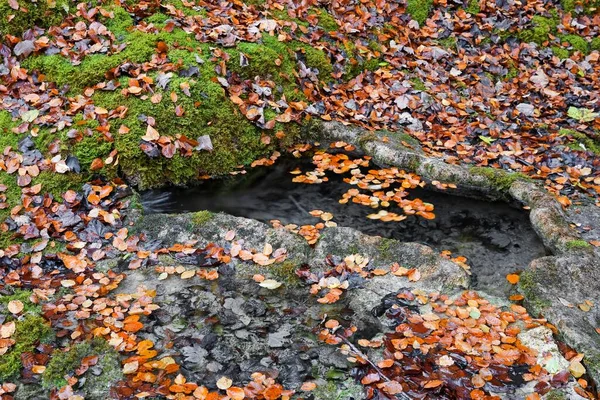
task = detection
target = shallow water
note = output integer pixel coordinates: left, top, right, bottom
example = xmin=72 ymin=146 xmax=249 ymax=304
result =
xmin=141 ymin=156 xmax=548 ymax=296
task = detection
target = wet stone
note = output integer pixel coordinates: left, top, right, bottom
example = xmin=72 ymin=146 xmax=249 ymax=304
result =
xmin=142 ymin=156 xmax=547 ymax=298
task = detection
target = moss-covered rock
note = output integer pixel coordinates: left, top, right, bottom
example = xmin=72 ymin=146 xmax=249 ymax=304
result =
xmin=468 ymin=166 xmax=530 ymax=192
xmin=0 ymin=289 xmax=41 ymax=316
xmin=268 ymin=259 xmax=303 ymax=287
xmin=312 ymin=378 xmax=364 ymax=400
xmin=518 ymin=269 xmax=552 ymax=313
xmin=22 ymin=30 xmax=158 ymax=93
xmin=0 ymin=0 xmax=73 ymax=37
xmin=42 ymin=338 xmax=122 ymax=394
xmin=0 ymin=315 xmax=53 ymax=382
xmin=565 ymin=239 xmax=591 ymax=250
xmin=191 ymin=210 xmax=214 ymax=225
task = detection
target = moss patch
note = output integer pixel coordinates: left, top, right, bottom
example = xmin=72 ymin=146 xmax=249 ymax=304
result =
xmin=552 ymin=46 xmax=570 ymax=59
xmin=22 ymin=30 xmax=158 ymax=93
xmin=191 ymin=210 xmax=214 ymax=225
xmin=43 ymin=338 xmax=122 ymax=389
xmin=32 ymin=171 xmax=84 ymax=199
xmin=469 ymin=166 xmax=530 ymax=191
xmin=437 ymin=36 xmax=457 ymax=50
xmin=269 ymin=260 xmax=302 ymax=286
xmin=0 ymin=0 xmax=74 ymax=37
xmin=410 ymin=76 xmax=427 ymax=91
xmin=519 ymin=15 xmax=558 ymax=46
xmin=560 ymin=34 xmax=590 ymax=54
xmin=312 ymin=378 xmax=364 ymax=400
xmin=465 ymin=0 xmax=480 ymax=14
xmin=559 ymin=129 xmax=600 ymax=155
xmin=565 ymin=240 xmax=591 ymax=250
xmin=519 ymin=270 xmax=551 ymax=313
xmin=0 ymin=315 xmax=53 ymax=381
xmin=406 ymin=0 xmax=433 ymax=25
xmin=309 ymin=7 xmax=339 ymax=32
xmin=0 ymin=289 xmax=41 ymax=316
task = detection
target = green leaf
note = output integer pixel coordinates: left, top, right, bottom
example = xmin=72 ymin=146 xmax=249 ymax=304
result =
xmin=20 ymin=110 xmax=39 ymax=123
xmin=479 ymin=135 xmax=496 ymax=145
xmin=568 ymin=106 xmax=598 ymax=122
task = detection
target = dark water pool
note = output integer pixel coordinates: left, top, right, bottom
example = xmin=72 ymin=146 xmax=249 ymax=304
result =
xmin=141 ymin=156 xmax=548 ymax=296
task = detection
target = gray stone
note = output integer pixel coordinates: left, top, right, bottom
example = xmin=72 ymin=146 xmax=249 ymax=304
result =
xmin=520 ymin=252 xmax=600 ymax=384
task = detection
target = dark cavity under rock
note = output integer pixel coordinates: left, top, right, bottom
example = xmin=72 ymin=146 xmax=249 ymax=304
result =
xmin=141 ymin=156 xmax=548 ymax=297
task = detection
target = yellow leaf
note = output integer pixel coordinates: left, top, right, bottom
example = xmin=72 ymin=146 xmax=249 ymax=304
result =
xmin=180 ymin=270 xmax=196 ymax=279
xmin=7 ymin=300 xmax=23 ymax=315
xmin=216 ymin=376 xmax=232 ymax=390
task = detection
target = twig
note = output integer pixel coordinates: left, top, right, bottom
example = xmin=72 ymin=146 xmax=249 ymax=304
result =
xmin=288 ymin=195 xmax=309 ymax=215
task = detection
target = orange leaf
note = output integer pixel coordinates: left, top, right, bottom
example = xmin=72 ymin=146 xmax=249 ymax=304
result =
xmin=226 ymin=387 xmax=245 ymax=400
xmin=90 ymin=158 xmax=104 ymax=171
xmin=506 ymin=274 xmax=520 ymax=285
xmin=423 ymin=380 xmax=443 ymax=389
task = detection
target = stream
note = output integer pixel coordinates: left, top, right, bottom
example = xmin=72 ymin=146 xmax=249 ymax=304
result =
xmin=141 ymin=155 xmax=548 ymax=297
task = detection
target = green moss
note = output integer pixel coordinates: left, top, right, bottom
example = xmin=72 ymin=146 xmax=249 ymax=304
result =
xmin=0 ymin=173 xmax=21 ymax=247
xmin=0 ymin=315 xmax=53 ymax=381
xmin=559 ymin=128 xmax=600 ymax=154
xmin=92 ymin=71 xmax=278 ymax=188
xmin=505 ymin=66 xmax=520 ymax=80
xmin=565 ymin=240 xmax=591 ymax=250
xmin=518 ymin=270 xmax=551 ymax=312
xmin=437 ymin=36 xmax=457 ymax=50
xmin=43 ymin=338 xmax=122 ymax=389
xmin=378 ymin=129 xmax=420 ymax=149
xmin=410 ymin=76 xmax=427 ymax=91
xmin=228 ymin=36 xmax=332 ymax=84
xmin=102 ymin=6 xmax=133 ymax=37
xmin=406 ymin=0 xmax=433 ymax=25
xmin=0 ymin=0 xmax=73 ymax=37
xmin=312 ymin=379 xmax=364 ymax=400
xmin=0 ymin=289 xmax=41 ymax=316
xmin=561 ymin=0 xmax=600 ymax=14
xmin=269 ymin=260 xmax=302 ymax=286
xmin=469 ymin=166 xmax=530 ymax=192
xmin=552 ymin=46 xmax=570 ymax=59
xmin=146 ymin=12 xmax=170 ymax=26
xmin=191 ymin=210 xmax=214 ymax=225
xmin=561 ymin=0 xmax=576 ymax=11
xmin=545 ymin=389 xmax=567 ymax=400
xmin=310 ymin=7 xmax=338 ymax=32
xmin=299 ymin=42 xmax=334 ymax=81
xmin=70 ymin=133 xmax=114 ymax=171
xmin=559 ymin=34 xmax=590 ymax=54
xmin=465 ymin=0 xmax=480 ymax=14
xmin=377 ymin=238 xmax=395 ymax=257
xmin=591 ymin=37 xmax=600 ymax=52
xmin=23 ymin=30 xmax=158 ymax=93
xmin=32 ymin=171 xmax=84 ymax=199
xmin=229 ymin=40 xmax=290 ymax=80
xmin=358 ymin=132 xmax=378 ymax=149
xmin=0 ymin=111 xmax=20 ymax=149
xmin=519 ymin=15 xmax=558 ymax=45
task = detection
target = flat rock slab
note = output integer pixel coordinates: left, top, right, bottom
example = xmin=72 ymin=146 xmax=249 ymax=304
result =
xmin=113 ymin=211 xmax=584 ymax=398
xmin=521 ymin=252 xmax=600 ymax=384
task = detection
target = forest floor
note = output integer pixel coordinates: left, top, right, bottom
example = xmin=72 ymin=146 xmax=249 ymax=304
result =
xmin=1 ymin=0 xmax=600 ymax=399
